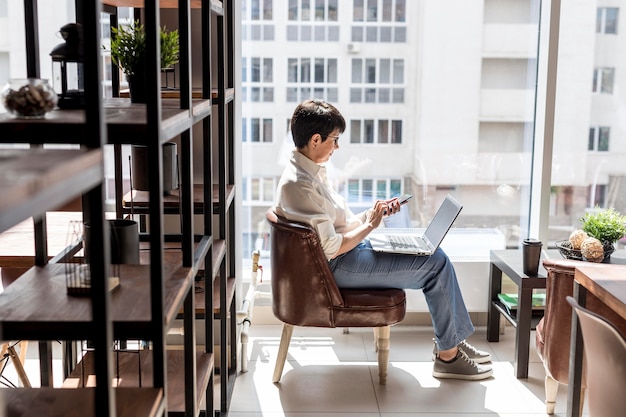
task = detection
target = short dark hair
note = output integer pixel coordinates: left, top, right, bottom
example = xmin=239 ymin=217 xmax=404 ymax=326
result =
xmin=290 ymin=99 xmax=346 ymax=149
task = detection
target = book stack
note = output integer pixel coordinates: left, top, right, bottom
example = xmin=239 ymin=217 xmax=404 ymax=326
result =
xmin=497 ymin=292 xmax=546 ymax=316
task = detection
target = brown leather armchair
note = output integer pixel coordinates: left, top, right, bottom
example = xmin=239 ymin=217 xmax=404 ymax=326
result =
xmin=267 ymin=211 xmax=406 ymax=385
xmin=537 ymin=258 xmax=626 ymax=414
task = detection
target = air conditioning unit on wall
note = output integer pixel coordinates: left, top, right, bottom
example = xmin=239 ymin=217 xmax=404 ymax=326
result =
xmin=346 ymin=43 xmax=361 ymax=54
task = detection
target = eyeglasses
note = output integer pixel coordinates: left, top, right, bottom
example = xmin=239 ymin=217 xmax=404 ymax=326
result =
xmin=326 ymin=135 xmax=340 ymax=145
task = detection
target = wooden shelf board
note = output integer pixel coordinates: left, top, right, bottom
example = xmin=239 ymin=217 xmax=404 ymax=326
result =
xmin=118 ymin=88 xmax=232 ymax=105
xmin=211 ymin=239 xmax=227 ymax=280
xmin=189 ymin=275 xmax=235 ymax=317
xmin=123 ymin=184 xmax=235 ymax=214
xmin=216 ymin=88 xmax=236 ymax=104
xmin=67 ymin=350 xmax=213 ymax=416
xmin=1 ymin=386 xmax=164 ymax=417
xmin=0 ymin=98 xmax=212 ymax=145
xmin=213 ymin=277 xmax=237 ymax=316
xmin=179 ymin=238 xmax=225 ymax=317
xmin=0 ymin=149 xmax=103 ymax=234
xmin=120 ymin=89 xmax=207 ymax=99
xmin=0 ymin=262 xmax=194 ymax=341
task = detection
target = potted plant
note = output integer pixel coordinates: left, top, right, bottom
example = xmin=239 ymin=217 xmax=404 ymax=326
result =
xmin=581 ymin=207 xmax=626 ymax=245
xmin=558 ymin=207 xmax=626 ymax=261
xmin=109 ymin=20 xmax=179 ymax=103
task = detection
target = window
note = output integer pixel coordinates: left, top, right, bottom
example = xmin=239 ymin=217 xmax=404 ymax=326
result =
xmin=0 ymin=53 xmax=9 ymax=85
xmin=350 ymin=58 xmax=404 ymax=103
xmin=242 ymin=0 xmax=275 ymax=41
xmin=241 ymin=1 xmax=590 ymax=266
xmin=242 ymin=57 xmax=274 ymax=102
xmin=597 ymin=7 xmax=619 ymax=34
xmin=350 ymin=119 xmax=402 ymax=144
xmin=592 ymin=67 xmax=614 ymax=94
xmin=287 ymin=0 xmax=339 ymax=41
xmin=340 ymin=178 xmax=403 ymax=207
xmin=243 ymin=176 xmax=277 ymax=202
xmin=243 ymin=117 xmax=273 ymax=143
xmin=588 ymin=126 xmax=610 ymax=151
xmin=352 ymin=0 xmax=406 ymax=42
xmin=286 ymin=57 xmax=338 ymax=102
xmin=588 ymin=184 xmax=606 ymax=208
xmin=478 ymin=122 xmax=528 ymax=153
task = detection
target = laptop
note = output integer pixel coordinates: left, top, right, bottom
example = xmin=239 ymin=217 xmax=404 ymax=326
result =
xmin=368 ymin=194 xmax=463 ymax=256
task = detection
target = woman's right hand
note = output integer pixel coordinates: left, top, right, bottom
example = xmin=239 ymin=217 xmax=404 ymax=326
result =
xmin=365 ymin=200 xmax=386 ymax=229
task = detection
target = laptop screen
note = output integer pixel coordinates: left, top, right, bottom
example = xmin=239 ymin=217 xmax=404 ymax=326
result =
xmin=423 ymin=195 xmax=463 ymax=250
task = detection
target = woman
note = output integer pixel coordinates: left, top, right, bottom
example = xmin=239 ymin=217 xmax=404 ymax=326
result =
xmin=273 ymin=99 xmax=492 ymax=380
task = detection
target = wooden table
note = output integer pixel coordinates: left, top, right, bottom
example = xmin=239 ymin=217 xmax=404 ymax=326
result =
xmin=568 ymin=263 xmax=626 ymax=417
xmin=0 ymin=212 xmax=84 ymax=269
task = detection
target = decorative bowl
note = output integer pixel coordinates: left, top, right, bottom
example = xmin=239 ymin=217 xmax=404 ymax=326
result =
xmin=555 ymin=240 xmax=615 ymax=262
xmin=1 ymin=78 xmax=57 ymax=118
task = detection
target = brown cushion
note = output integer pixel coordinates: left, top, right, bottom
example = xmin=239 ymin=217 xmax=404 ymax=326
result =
xmin=334 ymin=289 xmax=407 ymax=327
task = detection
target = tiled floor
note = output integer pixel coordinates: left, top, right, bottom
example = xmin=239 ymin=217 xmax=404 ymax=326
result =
xmin=1 ymin=324 xmax=588 ymax=416
xmin=229 ymin=324 xmax=589 ymax=417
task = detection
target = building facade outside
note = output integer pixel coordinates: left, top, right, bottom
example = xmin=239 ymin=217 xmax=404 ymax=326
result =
xmin=1 ymin=0 xmax=625 ymax=266
xmin=240 ymin=0 xmax=626 ymax=258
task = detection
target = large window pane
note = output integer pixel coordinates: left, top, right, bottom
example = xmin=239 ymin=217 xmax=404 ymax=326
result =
xmin=242 ymin=0 xmax=545 ymax=269
xmin=550 ymin=2 xmax=626 ymax=246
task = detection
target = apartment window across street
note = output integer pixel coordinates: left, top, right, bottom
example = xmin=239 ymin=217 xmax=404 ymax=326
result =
xmin=597 ymin=7 xmax=619 ymax=34
xmin=287 ymin=0 xmax=339 ymax=41
xmin=588 ymin=126 xmax=610 ymax=152
xmin=341 ymin=178 xmax=403 ymax=205
xmin=350 ymin=119 xmax=402 ymax=144
xmin=287 ymin=57 xmax=338 ymax=102
xmin=350 ymin=58 xmax=404 ymax=103
xmin=242 ymin=57 xmax=274 ymax=102
xmin=352 ymin=0 xmax=406 ymax=42
xmin=243 ymin=177 xmax=277 ymax=203
xmin=243 ymin=0 xmax=275 ymax=40
xmin=243 ymin=117 xmax=273 ymax=143
xmin=592 ymin=67 xmax=614 ymax=94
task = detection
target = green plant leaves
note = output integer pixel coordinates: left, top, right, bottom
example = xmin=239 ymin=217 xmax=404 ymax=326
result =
xmin=580 ymin=207 xmax=626 ymax=243
xmin=109 ymin=20 xmax=179 ymax=77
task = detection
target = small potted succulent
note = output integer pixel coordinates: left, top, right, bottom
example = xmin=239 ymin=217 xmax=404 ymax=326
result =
xmin=561 ymin=207 xmax=626 ymax=262
xmin=109 ymin=20 xmax=179 ymax=103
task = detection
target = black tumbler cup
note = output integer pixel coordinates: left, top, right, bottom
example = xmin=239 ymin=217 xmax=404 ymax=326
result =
xmin=522 ymin=238 xmax=543 ymax=276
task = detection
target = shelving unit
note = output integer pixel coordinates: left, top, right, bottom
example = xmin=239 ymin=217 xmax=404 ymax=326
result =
xmin=0 ymin=0 xmax=237 ymax=416
xmin=0 ymin=2 xmax=127 ymax=417
xmin=106 ymin=0 xmax=238 ymax=416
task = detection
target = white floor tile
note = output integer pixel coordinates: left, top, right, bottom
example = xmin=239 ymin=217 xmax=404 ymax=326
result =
xmin=0 ymin=324 xmax=589 ymax=417
xmin=234 ymin=324 xmax=573 ymax=417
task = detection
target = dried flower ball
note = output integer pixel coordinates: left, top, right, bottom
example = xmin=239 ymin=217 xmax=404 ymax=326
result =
xmin=569 ymin=229 xmax=588 ymax=250
xmin=581 ymin=237 xmax=604 ymax=262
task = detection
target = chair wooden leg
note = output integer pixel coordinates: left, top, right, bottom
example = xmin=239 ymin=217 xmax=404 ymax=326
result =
xmin=17 ymin=341 xmax=28 ymax=366
xmin=544 ymin=374 xmax=558 ymax=414
xmin=7 ymin=345 xmax=31 ymax=388
xmin=272 ymin=323 xmax=294 ymax=383
xmin=373 ymin=327 xmax=379 ymax=352
xmin=579 ymin=388 xmax=586 ymax=417
xmin=375 ymin=326 xmax=390 ymax=385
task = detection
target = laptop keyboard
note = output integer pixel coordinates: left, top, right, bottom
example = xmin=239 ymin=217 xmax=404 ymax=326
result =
xmin=388 ymin=235 xmax=420 ymax=250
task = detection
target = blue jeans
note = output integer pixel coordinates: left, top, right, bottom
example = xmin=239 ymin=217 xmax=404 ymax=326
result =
xmin=328 ymin=240 xmax=474 ymax=351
